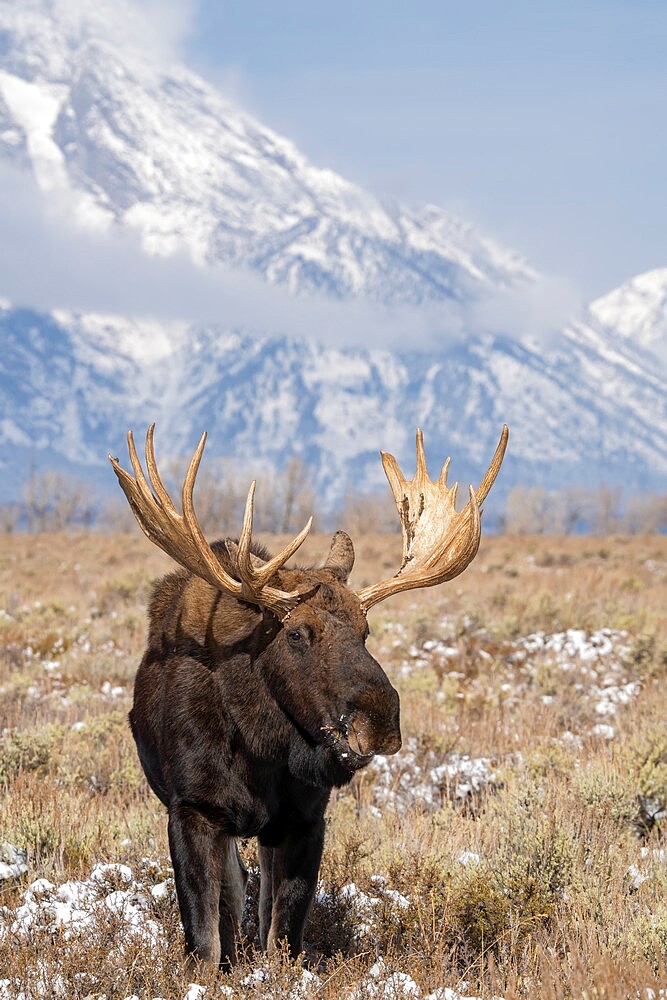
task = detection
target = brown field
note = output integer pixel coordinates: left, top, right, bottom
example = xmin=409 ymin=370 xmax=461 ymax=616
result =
xmin=0 ymin=532 xmax=666 ymax=999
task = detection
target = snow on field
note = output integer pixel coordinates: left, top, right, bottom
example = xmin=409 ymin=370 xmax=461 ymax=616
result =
xmin=394 ymin=623 xmax=639 ymax=732
xmin=363 ymin=625 xmax=642 ymax=815
xmin=4 ymin=621 xmax=644 ymax=819
xmin=1 ymin=862 xmax=172 ymax=946
xmin=1 ymin=848 xmax=664 ymax=999
xmin=0 ymin=617 xmax=661 ymax=998
xmin=316 ymin=875 xmax=410 ymax=945
xmin=0 ymin=860 xmax=477 ymax=999
xmin=512 ymin=627 xmax=637 ymax=720
xmin=352 ymin=963 xmax=493 ymax=1000
xmin=368 ymin=746 xmax=498 ymax=815
xmin=0 ymin=843 xmax=27 ymax=881
xmin=626 ymin=847 xmax=667 ymax=892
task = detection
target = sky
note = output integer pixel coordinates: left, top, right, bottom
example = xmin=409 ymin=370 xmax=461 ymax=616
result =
xmin=182 ymin=0 xmax=667 ymax=300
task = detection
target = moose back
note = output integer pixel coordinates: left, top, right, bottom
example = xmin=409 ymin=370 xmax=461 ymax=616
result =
xmin=110 ymin=423 xmax=507 ymax=967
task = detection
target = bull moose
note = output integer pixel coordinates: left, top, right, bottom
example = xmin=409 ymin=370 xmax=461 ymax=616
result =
xmin=109 ymin=423 xmax=508 ymax=968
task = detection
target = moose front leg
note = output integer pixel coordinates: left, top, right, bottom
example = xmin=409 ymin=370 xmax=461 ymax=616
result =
xmin=258 ymin=818 xmax=326 ymax=958
xmin=168 ymin=803 xmax=246 ymax=969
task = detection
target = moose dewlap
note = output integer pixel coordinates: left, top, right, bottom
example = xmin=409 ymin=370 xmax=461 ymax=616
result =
xmin=109 ymin=423 xmax=508 ymax=968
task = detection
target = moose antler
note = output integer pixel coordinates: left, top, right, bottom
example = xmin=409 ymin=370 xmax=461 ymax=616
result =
xmin=109 ymin=424 xmax=312 ymax=619
xmin=356 ymin=426 xmax=508 ymax=612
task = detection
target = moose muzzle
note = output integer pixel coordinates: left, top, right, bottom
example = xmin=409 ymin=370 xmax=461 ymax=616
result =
xmin=343 ymin=706 xmax=402 ymax=757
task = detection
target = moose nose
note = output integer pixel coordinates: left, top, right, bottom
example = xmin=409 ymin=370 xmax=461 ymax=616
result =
xmin=344 ymin=709 xmax=402 ymax=758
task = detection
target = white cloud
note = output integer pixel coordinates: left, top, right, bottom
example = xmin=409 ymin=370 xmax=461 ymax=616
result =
xmin=0 ymin=162 xmax=403 ymax=348
xmin=0 ymin=161 xmax=584 ymax=354
xmin=471 ymin=274 xmax=583 ymax=349
xmin=0 ymin=0 xmax=198 ymax=70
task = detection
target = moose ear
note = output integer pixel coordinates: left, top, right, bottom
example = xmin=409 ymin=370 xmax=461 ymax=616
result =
xmin=322 ymin=531 xmax=355 ymax=582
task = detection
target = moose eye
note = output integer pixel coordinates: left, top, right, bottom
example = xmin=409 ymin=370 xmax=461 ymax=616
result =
xmin=287 ymin=629 xmax=304 ymax=645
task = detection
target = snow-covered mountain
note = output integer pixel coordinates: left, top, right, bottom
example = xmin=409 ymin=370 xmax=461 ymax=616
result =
xmin=0 ymin=1 xmax=531 ymax=304
xmin=585 ymin=269 xmax=667 ymax=364
xmin=1 ymin=282 xmax=665 ymax=511
xmin=0 ymin=1 xmax=665 ymax=515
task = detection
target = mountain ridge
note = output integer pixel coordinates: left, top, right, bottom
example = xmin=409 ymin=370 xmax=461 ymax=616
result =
xmin=0 ymin=1 xmax=665 ymax=514
xmin=1 ymin=290 xmax=665 ymax=510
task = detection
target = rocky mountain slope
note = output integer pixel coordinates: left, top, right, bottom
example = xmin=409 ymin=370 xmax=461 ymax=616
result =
xmin=2 ymin=286 xmax=665 ymax=512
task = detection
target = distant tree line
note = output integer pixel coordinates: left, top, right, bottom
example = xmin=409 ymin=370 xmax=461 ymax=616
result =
xmin=1 ymin=468 xmax=666 ymax=535
xmin=501 ymin=484 xmax=667 ymax=535
xmin=1 ymin=471 xmax=98 ymax=533
xmin=1 ymin=460 xmax=318 ymax=536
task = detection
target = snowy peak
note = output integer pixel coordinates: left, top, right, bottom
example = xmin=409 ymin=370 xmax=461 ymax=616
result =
xmin=586 ymin=268 xmax=667 ymax=361
xmin=0 ymin=0 xmax=533 ymax=304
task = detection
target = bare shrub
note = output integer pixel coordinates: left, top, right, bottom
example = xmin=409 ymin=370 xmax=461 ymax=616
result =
xmin=594 ymin=484 xmax=623 ymax=534
xmin=0 ymin=502 xmax=21 ymax=533
xmin=276 ymin=456 xmax=316 ymax=533
xmin=22 ymin=470 xmax=97 ymax=531
xmin=165 ymin=456 xmax=248 ymax=535
xmin=504 ymin=484 xmax=667 ymax=536
xmin=164 ymin=454 xmax=317 ymax=536
xmin=338 ymin=490 xmax=399 ymax=537
xmin=621 ymin=494 xmax=667 ymax=534
xmin=504 ymin=486 xmax=551 ymax=534
xmin=102 ymin=496 xmax=141 ymax=533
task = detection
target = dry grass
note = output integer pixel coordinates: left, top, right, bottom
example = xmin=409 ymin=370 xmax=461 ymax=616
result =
xmin=0 ymin=532 xmax=666 ymax=998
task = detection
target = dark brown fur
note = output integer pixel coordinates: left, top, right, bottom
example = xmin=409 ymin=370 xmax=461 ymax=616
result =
xmin=129 ymin=536 xmax=401 ymax=968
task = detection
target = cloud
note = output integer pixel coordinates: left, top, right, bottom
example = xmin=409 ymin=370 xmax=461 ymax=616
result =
xmin=3 ymin=0 xmax=198 ymax=69
xmin=0 ymin=163 xmax=392 ymax=348
xmin=0 ymin=161 xmax=582 ymax=354
xmin=471 ymin=274 xmax=583 ymax=349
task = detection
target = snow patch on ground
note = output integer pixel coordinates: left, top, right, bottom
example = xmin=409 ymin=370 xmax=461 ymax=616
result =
xmin=368 ymin=747 xmax=498 ymax=815
xmin=0 ymin=843 xmax=27 ymax=881
xmin=3 ymin=862 xmax=170 ymax=947
xmin=626 ymin=847 xmax=667 ymax=892
xmin=512 ymin=627 xmax=638 ymax=721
